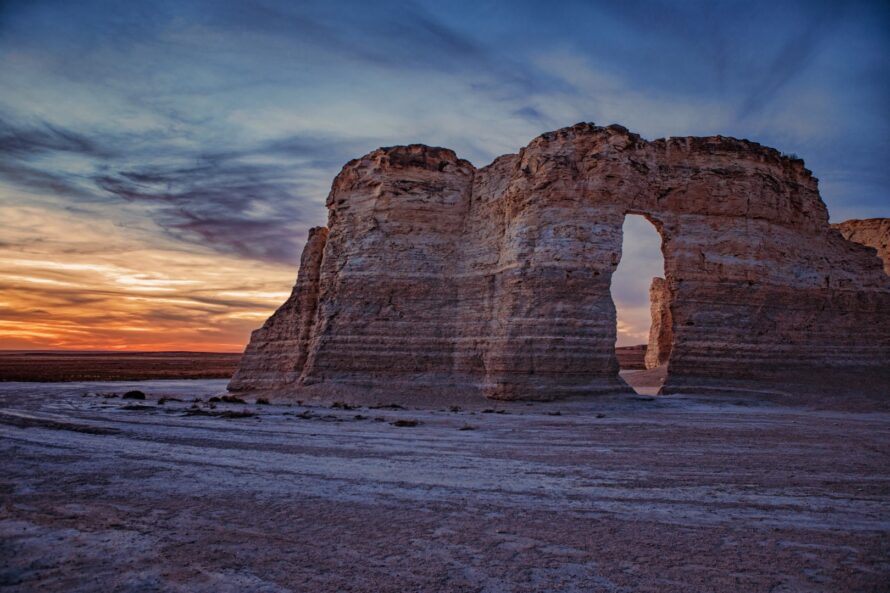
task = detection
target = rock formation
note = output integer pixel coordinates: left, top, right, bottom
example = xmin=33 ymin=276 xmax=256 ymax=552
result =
xmin=228 ymin=227 xmax=328 ymax=391
xmin=644 ymin=277 xmax=672 ymax=370
xmin=832 ymin=218 xmax=890 ymax=276
xmin=230 ymin=123 xmax=890 ymax=400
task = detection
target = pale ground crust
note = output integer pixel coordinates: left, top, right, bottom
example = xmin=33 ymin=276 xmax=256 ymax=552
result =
xmin=1 ymin=379 xmax=889 ymax=592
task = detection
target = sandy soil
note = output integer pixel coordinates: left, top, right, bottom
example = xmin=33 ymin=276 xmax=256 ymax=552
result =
xmin=620 ymin=366 xmax=667 ymax=395
xmin=1 ymin=380 xmax=889 ymax=592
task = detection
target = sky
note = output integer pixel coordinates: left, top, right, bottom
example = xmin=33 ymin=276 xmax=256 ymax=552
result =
xmin=0 ymin=0 xmax=888 ymax=351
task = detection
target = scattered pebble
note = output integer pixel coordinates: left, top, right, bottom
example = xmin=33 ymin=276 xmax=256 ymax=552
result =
xmin=391 ymin=419 xmax=420 ymax=427
xmin=331 ymin=401 xmax=358 ymax=410
xmin=370 ymin=403 xmax=405 ymax=410
xmin=183 ymin=408 xmax=256 ymax=418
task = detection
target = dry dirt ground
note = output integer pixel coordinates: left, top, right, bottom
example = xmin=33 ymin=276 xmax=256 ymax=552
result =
xmin=0 ymin=352 xmax=241 ymax=382
xmin=1 ymin=379 xmax=889 ymax=593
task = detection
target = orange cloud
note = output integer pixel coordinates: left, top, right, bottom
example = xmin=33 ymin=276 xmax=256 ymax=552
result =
xmin=1 ymin=199 xmax=661 ymax=352
xmin=0 ymin=202 xmax=295 ymax=352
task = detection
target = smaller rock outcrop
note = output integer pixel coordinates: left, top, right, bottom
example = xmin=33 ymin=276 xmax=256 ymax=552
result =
xmin=229 ymin=124 xmax=890 ymax=400
xmin=833 ymin=218 xmax=890 ymax=276
xmin=645 ymin=277 xmax=672 ymax=370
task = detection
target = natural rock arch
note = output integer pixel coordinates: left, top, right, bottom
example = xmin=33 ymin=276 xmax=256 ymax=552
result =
xmin=230 ymin=123 xmax=890 ymax=400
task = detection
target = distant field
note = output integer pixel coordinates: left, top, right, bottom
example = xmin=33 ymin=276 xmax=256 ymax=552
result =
xmin=1 ymin=347 xmax=643 ymax=382
xmin=0 ymin=351 xmax=241 ymax=382
xmin=615 ymin=344 xmax=647 ymax=369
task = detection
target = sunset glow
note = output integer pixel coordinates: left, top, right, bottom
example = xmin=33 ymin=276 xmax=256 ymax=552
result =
xmin=1 ymin=1 xmax=887 ymax=352
xmin=0 ymin=201 xmax=294 ymax=351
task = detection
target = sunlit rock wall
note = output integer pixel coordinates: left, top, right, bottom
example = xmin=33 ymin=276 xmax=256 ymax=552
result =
xmin=230 ymin=124 xmax=890 ymax=399
xmin=645 ymin=277 xmax=672 ymax=370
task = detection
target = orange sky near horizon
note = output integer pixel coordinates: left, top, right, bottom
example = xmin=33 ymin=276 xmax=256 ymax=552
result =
xmin=0 ymin=201 xmax=297 ymax=353
xmin=0 ymin=197 xmax=660 ymax=352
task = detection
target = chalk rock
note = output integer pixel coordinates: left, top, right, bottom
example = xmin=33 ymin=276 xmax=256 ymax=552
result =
xmin=645 ymin=277 xmax=672 ymax=370
xmin=833 ymin=218 xmax=890 ymax=276
xmin=230 ymin=124 xmax=890 ymax=400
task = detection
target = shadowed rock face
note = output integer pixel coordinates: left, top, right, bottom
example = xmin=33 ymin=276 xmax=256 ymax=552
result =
xmin=230 ymin=123 xmax=890 ymax=400
xmin=833 ymin=218 xmax=890 ymax=276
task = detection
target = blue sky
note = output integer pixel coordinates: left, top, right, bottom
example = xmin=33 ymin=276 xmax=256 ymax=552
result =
xmin=0 ymin=0 xmax=888 ymax=349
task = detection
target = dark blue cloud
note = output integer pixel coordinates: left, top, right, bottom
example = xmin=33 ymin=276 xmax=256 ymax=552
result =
xmin=0 ymin=118 xmax=114 ymax=158
xmin=1 ymin=0 xmax=888 ymax=273
xmin=92 ymin=153 xmax=329 ymax=264
xmin=0 ymin=117 xmax=365 ymax=263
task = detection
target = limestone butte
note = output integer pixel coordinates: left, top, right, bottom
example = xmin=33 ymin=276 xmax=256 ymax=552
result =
xmin=833 ymin=218 xmax=890 ymax=276
xmin=230 ymin=124 xmax=890 ymax=400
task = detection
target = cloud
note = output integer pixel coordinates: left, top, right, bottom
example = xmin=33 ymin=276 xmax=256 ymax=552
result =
xmin=202 ymin=0 xmax=527 ymax=84
xmin=89 ymin=134 xmax=367 ymax=263
xmin=0 ymin=0 xmax=887 ymax=351
xmin=0 ymin=159 xmax=96 ymax=200
xmin=0 ymin=203 xmax=298 ymax=350
xmin=736 ymin=2 xmax=843 ymax=119
xmin=0 ymin=118 xmax=114 ymax=157
xmin=0 ymin=115 xmax=366 ymax=265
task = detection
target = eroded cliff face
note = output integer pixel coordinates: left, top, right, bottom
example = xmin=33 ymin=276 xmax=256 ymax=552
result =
xmin=228 ymin=227 xmax=328 ymax=391
xmin=832 ymin=218 xmax=890 ymax=276
xmin=230 ymin=123 xmax=890 ymax=400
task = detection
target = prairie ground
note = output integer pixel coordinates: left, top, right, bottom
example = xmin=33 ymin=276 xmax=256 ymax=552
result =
xmin=0 ymin=351 xmax=241 ymax=382
xmin=1 ymin=379 xmax=888 ymax=592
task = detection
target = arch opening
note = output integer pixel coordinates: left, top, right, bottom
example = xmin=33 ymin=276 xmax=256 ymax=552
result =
xmin=611 ymin=213 xmax=670 ymax=395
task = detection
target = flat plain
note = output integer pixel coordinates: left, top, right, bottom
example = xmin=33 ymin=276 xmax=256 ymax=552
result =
xmin=1 ymin=378 xmax=888 ymax=592
xmin=0 ymin=351 xmax=241 ymax=382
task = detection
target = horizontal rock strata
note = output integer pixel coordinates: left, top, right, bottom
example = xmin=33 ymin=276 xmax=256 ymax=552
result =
xmin=645 ymin=277 xmax=672 ymax=370
xmin=228 ymin=227 xmax=327 ymax=391
xmin=230 ymin=123 xmax=890 ymax=400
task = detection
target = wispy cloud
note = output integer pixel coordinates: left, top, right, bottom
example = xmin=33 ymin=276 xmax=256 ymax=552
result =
xmin=0 ymin=203 xmax=296 ymax=350
xmin=0 ymin=116 xmax=366 ymax=264
xmin=736 ymin=2 xmax=844 ymax=119
xmin=0 ymin=0 xmax=887 ymax=350
xmin=0 ymin=118 xmax=114 ymax=158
